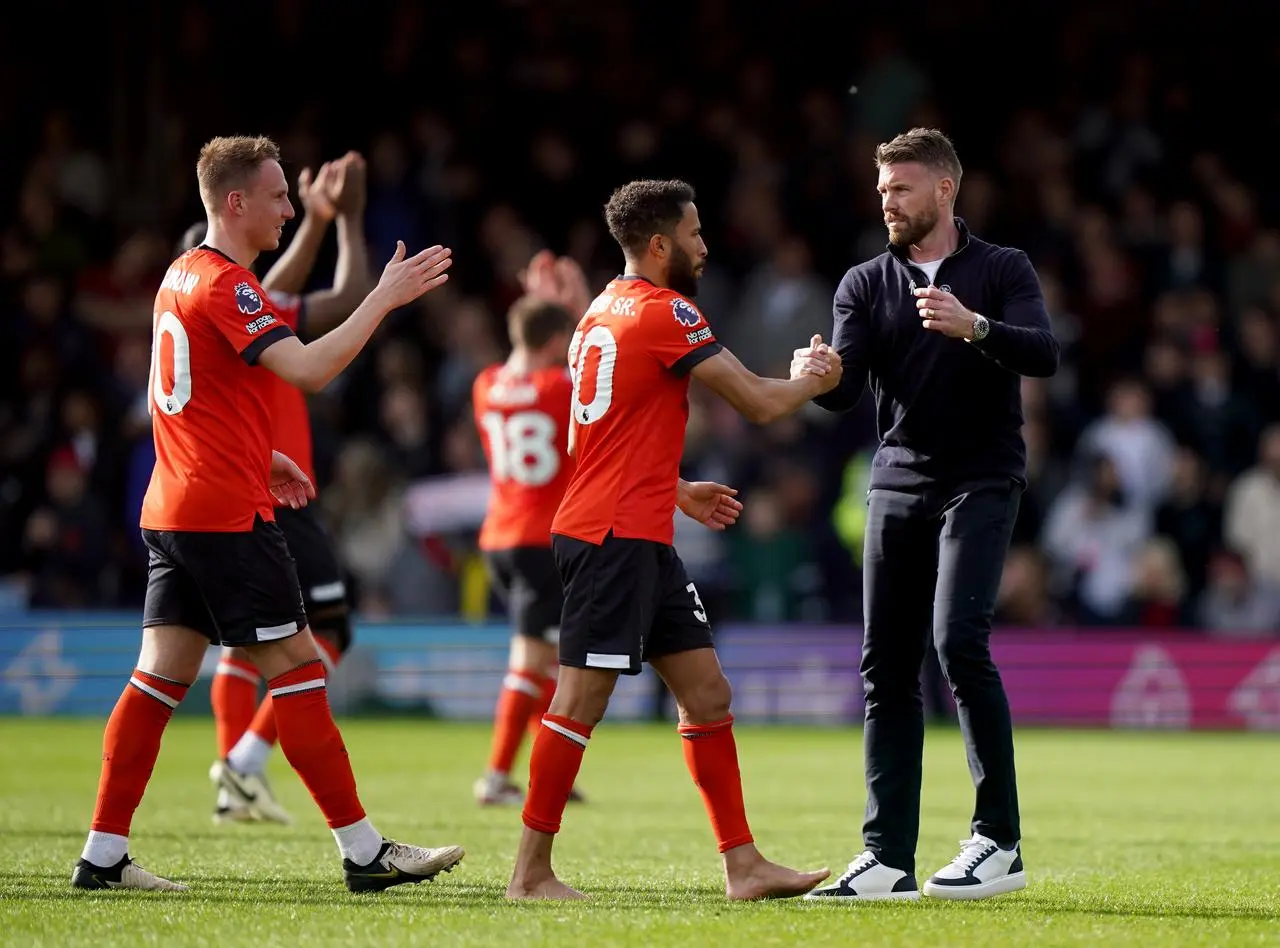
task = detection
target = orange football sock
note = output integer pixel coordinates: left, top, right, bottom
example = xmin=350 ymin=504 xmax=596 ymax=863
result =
xmin=269 ymin=660 xmax=365 ymax=829
xmin=90 ymin=670 xmax=190 ymax=836
xmin=211 ymin=655 xmax=259 ymax=758
xmin=249 ymin=636 xmax=343 ymax=747
xmin=488 ymin=670 xmax=544 ymax=775
xmin=678 ymin=715 xmax=755 ymax=853
xmin=521 ymin=714 xmax=592 ymax=834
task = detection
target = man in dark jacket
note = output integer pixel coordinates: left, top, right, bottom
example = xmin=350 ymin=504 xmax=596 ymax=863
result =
xmin=797 ymin=128 xmax=1059 ymax=902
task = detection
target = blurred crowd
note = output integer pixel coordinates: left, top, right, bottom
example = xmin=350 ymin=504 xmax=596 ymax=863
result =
xmin=1 ymin=1 xmax=1277 ymax=636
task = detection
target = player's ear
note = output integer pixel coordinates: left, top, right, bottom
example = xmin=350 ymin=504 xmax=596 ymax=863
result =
xmin=227 ymin=189 xmax=246 ymax=217
xmin=936 ymin=175 xmax=955 ymax=206
xmin=648 ymin=233 xmax=667 ymax=259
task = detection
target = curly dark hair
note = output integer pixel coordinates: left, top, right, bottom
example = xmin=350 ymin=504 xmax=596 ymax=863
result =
xmin=604 ymin=179 xmax=695 ymax=257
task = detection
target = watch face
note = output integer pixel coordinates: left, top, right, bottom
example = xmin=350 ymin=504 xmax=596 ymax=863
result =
xmin=974 ymin=316 xmax=989 ymax=340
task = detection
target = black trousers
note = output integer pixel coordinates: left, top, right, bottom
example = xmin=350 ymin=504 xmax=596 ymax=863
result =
xmin=860 ymin=481 xmax=1022 ymax=872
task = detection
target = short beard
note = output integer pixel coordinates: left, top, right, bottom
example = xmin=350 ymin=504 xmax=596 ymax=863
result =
xmin=667 ymin=244 xmax=700 ymax=298
xmin=887 ymin=206 xmax=940 ymax=248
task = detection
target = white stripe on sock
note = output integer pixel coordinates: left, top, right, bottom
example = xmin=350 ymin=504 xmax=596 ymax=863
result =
xmin=270 ymin=678 xmax=326 ymax=698
xmin=215 ymin=662 xmax=260 ymax=684
xmin=503 ymin=673 xmax=543 ymax=697
xmin=129 ymin=676 xmax=179 ymax=708
xmin=542 ymin=718 xmax=588 ymax=747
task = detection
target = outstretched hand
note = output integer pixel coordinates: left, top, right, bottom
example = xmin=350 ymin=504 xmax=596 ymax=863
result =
xmin=269 ymin=451 xmax=316 ymax=509
xmin=375 ymin=240 xmax=453 ymax=309
xmin=521 ymin=248 xmax=593 ymax=317
xmin=678 ymin=480 xmax=744 ymax=531
xmin=297 ymin=162 xmax=338 ymax=222
xmin=789 ymin=334 xmax=843 ymax=392
xmin=327 ymin=151 xmax=367 ymax=218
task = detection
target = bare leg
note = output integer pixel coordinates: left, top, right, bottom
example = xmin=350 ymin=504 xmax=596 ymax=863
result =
xmin=506 ymin=665 xmax=615 ymax=900
xmin=651 ymin=649 xmax=831 ymax=900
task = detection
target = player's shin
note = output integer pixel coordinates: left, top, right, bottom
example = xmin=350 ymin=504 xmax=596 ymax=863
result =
xmin=230 ymin=635 xmax=342 ymax=773
xmin=269 ymin=660 xmax=382 ymax=864
xmin=211 ymin=653 xmax=259 ymax=758
xmin=488 ymin=670 xmax=545 ymax=777
xmin=678 ymin=715 xmax=754 ymax=853
xmin=521 ymin=715 xmax=593 ymax=834
xmin=83 ymin=670 xmax=191 ymax=865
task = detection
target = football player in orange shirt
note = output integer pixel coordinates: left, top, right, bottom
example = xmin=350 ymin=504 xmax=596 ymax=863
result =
xmin=72 ymin=135 xmax=462 ymax=894
xmin=178 ymin=152 xmax=373 ymax=827
xmin=506 ymin=179 xmax=843 ymax=901
xmin=471 ymin=251 xmax=597 ymax=806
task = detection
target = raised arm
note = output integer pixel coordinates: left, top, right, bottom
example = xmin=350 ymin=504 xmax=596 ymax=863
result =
xmin=257 ymin=241 xmax=451 ymax=393
xmin=296 ymin=152 xmax=374 ymax=334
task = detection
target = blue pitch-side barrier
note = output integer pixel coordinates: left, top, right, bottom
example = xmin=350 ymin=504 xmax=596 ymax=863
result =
xmin=3 ymin=612 xmax=1279 ymax=729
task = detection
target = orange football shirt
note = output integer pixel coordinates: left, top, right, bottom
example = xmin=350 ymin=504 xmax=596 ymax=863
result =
xmin=140 ymin=247 xmax=295 ymax=532
xmin=551 ymin=276 xmax=722 ymax=546
xmin=473 ymin=363 xmax=575 ymax=549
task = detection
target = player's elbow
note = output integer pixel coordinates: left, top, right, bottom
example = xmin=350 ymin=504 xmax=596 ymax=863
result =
xmin=1023 ymin=335 xmax=1060 ymax=378
xmin=259 ymin=341 xmax=330 ymax=393
xmin=293 ymin=369 xmax=331 ymax=394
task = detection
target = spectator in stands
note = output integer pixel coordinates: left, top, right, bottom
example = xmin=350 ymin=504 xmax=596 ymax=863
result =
xmin=1197 ymin=549 xmax=1280 ymax=637
xmin=1223 ymin=424 xmax=1280 ymax=589
xmin=1041 ymin=452 xmax=1150 ymax=624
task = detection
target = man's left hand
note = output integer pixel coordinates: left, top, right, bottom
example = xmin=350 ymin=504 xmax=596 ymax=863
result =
xmin=914 ymin=285 xmax=977 ymax=340
xmin=678 ymin=480 xmax=743 ymax=531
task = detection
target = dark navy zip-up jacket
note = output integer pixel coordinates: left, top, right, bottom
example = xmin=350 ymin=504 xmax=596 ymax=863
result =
xmin=815 ymin=217 xmax=1059 ymax=492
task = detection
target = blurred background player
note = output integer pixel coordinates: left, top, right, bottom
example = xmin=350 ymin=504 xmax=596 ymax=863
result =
xmin=72 ymin=135 xmax=461 ymax=893
xmin=506 ymin=179 xmax=841 ymax=901
xmin=471 ymin=251 xmax=591 ymax=805
xmin=177 ymin=151 xmax=373 ymax=826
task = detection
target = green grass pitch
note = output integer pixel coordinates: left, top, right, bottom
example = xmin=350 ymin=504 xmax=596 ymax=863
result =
xmin=1 ymin=718 xmax=1277 ymax=946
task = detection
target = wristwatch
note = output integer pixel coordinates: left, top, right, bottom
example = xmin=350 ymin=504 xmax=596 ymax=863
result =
xmin=969 ymin=313 xmax=990 ymax=343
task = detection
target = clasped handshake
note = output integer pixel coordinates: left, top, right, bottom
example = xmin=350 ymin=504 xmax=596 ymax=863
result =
xmin=789 ymin=334 xmax=843 ymax=392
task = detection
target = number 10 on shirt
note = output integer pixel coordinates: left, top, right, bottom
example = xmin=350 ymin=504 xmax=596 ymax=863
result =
xmin=568 ymin=326 xmax=617 ymax=426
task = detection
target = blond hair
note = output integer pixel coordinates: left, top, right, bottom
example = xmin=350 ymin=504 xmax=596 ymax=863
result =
xmin=196 ymin=135 xmax=281 ymax=212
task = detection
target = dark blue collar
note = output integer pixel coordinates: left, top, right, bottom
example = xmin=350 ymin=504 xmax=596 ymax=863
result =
xmin=886 ymin=216 xmax=973 ymax=266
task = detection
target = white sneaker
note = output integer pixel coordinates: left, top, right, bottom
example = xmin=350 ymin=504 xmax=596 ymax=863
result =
xmin=923 ymin=833 xmax=1026 ymax=900
xmin=72 ymin=855 xmax=188 ymax=892
xmin=473 ymin=773 xmax=524 ymax=806
xmin=803 ymin=850 xmax=920 ymax=901
xmin=344 ymin=839 xmax=465 ymax=893
xmin=209 ymin=759 xmax=293 ymax=825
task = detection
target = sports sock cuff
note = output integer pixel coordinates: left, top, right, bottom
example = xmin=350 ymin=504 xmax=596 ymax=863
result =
xmin=541 ymin=713 xmax=593 ymax=745
xmin=678 ymin=715 xmax=734 ymax=736
xmin=268 ymin=660 xmax=327 ymax=698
